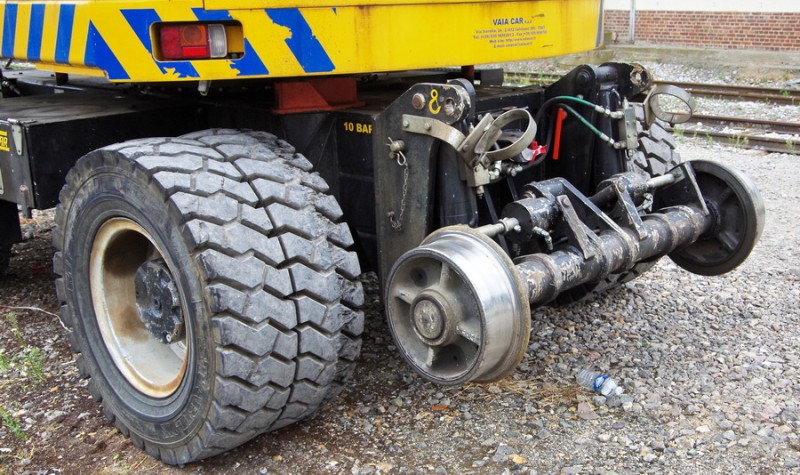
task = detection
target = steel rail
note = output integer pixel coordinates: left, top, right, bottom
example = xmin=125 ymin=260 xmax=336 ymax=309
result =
xmin=505 ymin=71 xmax=800 ymax=105
xmin=655 ymin=81 xmax=800 ymax=105
xmin=669 ymin=127 xmax=800 ymax=154
xmin=689 ymin=114 xmax=800 ymax=136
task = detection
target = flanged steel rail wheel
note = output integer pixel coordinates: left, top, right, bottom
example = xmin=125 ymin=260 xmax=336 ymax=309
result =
xmin=669 ymin=160 xmax=764 ymax=275
xmin=54 ymin=129 xmax=363 ymax=464
xmin=386 ymin=226 xmax=530 ymax=385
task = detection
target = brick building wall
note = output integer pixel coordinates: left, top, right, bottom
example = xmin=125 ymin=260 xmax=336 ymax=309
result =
xmin=604 ymin=10 xmax=800 ymax=51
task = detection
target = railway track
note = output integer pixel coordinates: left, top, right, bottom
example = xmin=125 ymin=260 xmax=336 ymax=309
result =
xmin=669 ymin=126 xmax=799 ymax=155
xmin=503 ymin=71 xmax=800 ymax=155
xmin=504 ymin=71 xmax=800 ymax=104
xmin=659 ymin=81 xmax=800 ymax=105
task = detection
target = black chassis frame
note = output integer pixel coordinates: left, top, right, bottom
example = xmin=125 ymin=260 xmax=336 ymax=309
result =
xmin=0 ymin=64 xmax=646 ymax=283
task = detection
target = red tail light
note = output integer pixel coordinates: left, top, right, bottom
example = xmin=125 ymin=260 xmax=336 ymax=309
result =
xmin=158 ymin=24 xmax=227 ymax=60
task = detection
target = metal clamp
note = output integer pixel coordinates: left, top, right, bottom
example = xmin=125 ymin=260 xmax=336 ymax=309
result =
xmin=479 ymin=109 xmax=537 ymax=164
xmin=402 ymin=108 xmax=537 ymax=168
xmin=645 ymin=84 xmax=695 ymax=125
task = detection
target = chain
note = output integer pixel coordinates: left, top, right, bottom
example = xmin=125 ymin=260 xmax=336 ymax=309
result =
xmin=387 ymin=140 xmax=409 ymax=232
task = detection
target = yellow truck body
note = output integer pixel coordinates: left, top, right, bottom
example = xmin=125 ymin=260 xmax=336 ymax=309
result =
xmin=0 ymin=0 xmax=603 ymax=82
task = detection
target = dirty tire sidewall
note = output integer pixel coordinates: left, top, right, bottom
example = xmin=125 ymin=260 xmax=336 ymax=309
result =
xmin=60 ymin=154 xmax=211 ymax=443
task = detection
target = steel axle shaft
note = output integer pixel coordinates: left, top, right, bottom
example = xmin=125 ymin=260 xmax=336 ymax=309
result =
xmin=515 ymin=203 xmax=712 ymax=305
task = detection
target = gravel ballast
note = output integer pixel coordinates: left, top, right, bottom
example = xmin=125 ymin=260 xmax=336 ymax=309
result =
xmin=1 ymin=142 xmax=796 ymax=475
xmin=0 ymin=67 xmax=798 ymax=474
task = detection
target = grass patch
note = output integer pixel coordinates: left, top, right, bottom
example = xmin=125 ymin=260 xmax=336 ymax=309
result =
xmin=0 ymin=406 xmax=26 ymax=440
xmin=0 ymin=312 xmax=47 ymax=384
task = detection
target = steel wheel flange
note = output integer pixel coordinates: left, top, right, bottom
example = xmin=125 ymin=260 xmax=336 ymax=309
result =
xmin=670 ymin=160 xmax=765 ymax=276
xmin=386 ymin=226 xmax=530 ymax=385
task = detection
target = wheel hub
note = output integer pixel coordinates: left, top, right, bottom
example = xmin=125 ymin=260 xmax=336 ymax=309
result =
xmin=135 ymin=259 xmax=184 ymax=344
xmin=412 ymin=298 xmax=444 ymax=340
xmin=411 ymin=290 xmax=458 ymax=346
xmin=386 ymin=226 xmax=531 ymax=385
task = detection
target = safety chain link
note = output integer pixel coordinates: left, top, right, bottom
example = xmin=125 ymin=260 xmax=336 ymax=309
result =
xmin=387 ymin=138 xmax=409 ymax=232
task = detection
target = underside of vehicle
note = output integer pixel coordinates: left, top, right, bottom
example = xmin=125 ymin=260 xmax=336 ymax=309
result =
xmin=0 ymin=0 xmax=763 ymax=464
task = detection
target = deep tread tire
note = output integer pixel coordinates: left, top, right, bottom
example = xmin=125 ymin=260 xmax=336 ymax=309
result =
xmin=53 ymin=129 xmax=363 ymax=464
xmin=556 ymin=107 xmax=681 ymax=304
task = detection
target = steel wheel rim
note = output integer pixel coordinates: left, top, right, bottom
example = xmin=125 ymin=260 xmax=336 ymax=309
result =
xmin=90 ymin=218 xmax=188 ymax=398
xmin=386 ymin=227 xmax=530 ymax=385
xmin=388 ymin=251 xmax=484 ymax=383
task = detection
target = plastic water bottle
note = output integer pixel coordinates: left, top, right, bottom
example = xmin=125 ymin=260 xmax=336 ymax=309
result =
xmin=576 ymin=368 xmax=624 ymax=397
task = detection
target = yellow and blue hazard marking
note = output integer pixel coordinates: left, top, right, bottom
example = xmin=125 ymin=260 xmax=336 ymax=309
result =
xmin=54 ymin=4 xmax=75 ymax=64
xmin=266 ymin=9 xmax=334 ymax=74
xmin=0 ymin=0 xmax=602 ymax=83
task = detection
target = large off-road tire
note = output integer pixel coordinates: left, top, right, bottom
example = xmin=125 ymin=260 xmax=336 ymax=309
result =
xmin=53 ymin=129 xmax=364 ymax=464
xmin=556 ymin=108 xmax=681 ymax=304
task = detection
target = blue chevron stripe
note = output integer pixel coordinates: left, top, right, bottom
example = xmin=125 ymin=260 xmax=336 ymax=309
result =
xmin=191 ymin=8 xmax=232 ymax=21
xmin=55 ymin=4 xmax=75 ymax=64
xmin=266 ymin=8 xmax=334 ymax=73
xmin=230 ymin=38 xmax=269 ymax=76
xmin=2 ymin=4 xmax=18 ymax=59
xmin=27 ymin=4 xmax=45 ymax=61
xmin=120 ymin=9 xmax=199 ymax=79
xmin=85 ymin=21 xmax=129 ymax=80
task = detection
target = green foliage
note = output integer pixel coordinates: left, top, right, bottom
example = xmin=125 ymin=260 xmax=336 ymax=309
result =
xmin=18 ymin=347 xmax=45 ymax=383
xmin=0 ymin=312 xmax=47 ymax=384
xmin=0 ymin=406 xmax=26 ymax=440
xmin=4 ymin=313 xmax=22 ymax=345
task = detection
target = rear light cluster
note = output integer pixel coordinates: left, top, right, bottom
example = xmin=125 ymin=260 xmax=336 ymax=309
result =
xmin=158 ymin=23 xmax=227 ymax=60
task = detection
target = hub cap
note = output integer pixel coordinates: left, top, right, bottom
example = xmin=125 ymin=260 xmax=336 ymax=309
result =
xmin=134 ymin=260 xmax=184 ymax=344
xmin=412 ymin=298 xmax=445 ymax=341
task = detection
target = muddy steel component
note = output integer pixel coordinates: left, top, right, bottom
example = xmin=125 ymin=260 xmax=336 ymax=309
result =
xmin=386 ymin=227 xmax=530 ymax=385
xmin=387 ymin=160 xmax=763 ymax=384
xmin=54 ymin=130 xmax=363 ymax=464
xmin=513 ymin=162 xmax=762 ymax=305
xmin=668 ymin=160 xmax=765 ymax=276
xmin=133 ymin=258 xmax=185 ymax=345
xmin=556 ymin=104 xmax=685 ymax=304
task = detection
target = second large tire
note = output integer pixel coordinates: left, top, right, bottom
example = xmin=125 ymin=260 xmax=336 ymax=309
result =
xmin=54 ymin=129 xmax=364 ymax=464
